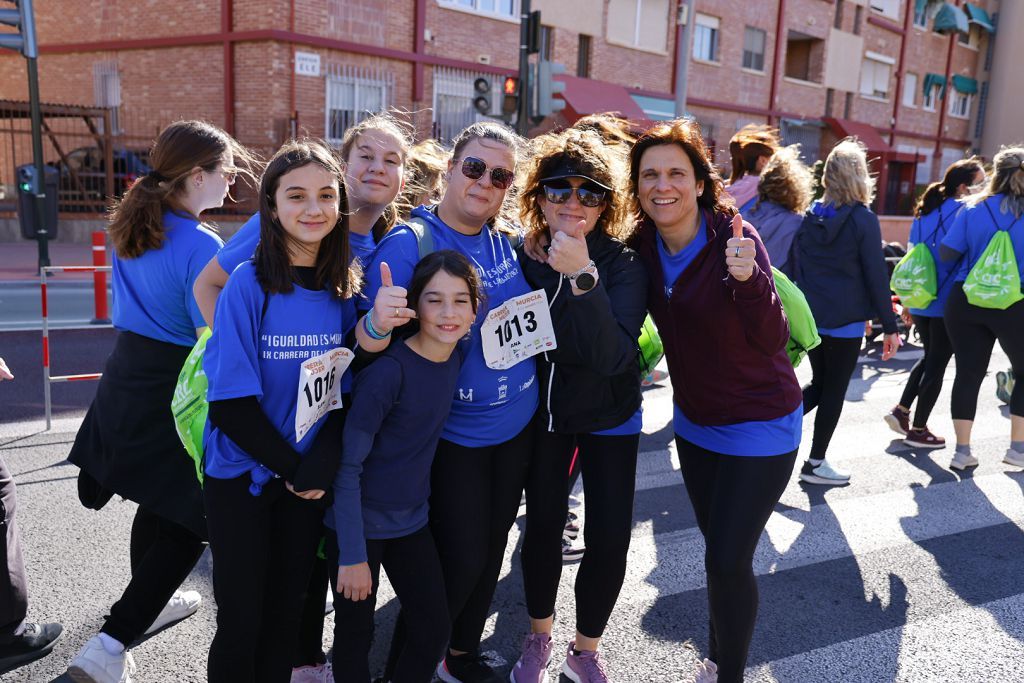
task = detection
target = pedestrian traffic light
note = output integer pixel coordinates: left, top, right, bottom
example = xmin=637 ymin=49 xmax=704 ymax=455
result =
xmin=16 ymin=162 xmax=37 ymax=194
xmin=536 ymin=59 xmax=567 ymax=118
xmin=0 ymin=0 xmax=38 ymax=58
xmin=502 ymin=76 xmax=519 ymax=116
xmin=473 ymin=77 xmax=492 ymax=115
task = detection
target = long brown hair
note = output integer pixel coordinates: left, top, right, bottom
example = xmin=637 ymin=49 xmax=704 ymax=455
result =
xmin=629 ymin=118 xmax=735 ymax=221
xmin=915 ymin=157 xmax=984 ymax=217
xmin=728 ymin=124 xmax=780 ymax=184
xmin=756 ymin=145 xmax=814 ymax=214
xmin=254 ymin=139 xmax=359 ymax=299
xmin=108 ymin=120 xmax=258 ymax=258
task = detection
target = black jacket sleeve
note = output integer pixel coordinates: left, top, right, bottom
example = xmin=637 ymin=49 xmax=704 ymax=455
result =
xmin=855 ymin=207 xmax=899 ymax=334
xmin=207 ymin=397 xmax=302 ymax=480
xmin=291 ymin=408 xmax=344 ymax=493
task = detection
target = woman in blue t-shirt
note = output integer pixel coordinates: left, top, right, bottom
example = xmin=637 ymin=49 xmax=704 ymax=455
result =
xmin=193 ymin=112 xmax=413 ymax=327
xmin=364 ymin=121 xmax=540 ymax=683
xmin=66 ymin=121 xmax=256 ymax=681
xmin=940 ymin=146 xmax=1024 ymax=471
xmin=330 ymin=250 xmax=480 ymax=683
xmin=201 ymin=139 xmax=410 ymax=682
xmin=885 ymin=158 xmax=984 ymax=450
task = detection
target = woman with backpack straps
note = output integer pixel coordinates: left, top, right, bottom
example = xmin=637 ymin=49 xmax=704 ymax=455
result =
xmin=363 ymin=121 xmax=539 ymax=683
xmin=793 ymin=138 xmax=901 ymax=487
xmin=940 ymin=146 xmax=1024 ymax=471
xmin=884 ymin=158 xmax=985 ymax=450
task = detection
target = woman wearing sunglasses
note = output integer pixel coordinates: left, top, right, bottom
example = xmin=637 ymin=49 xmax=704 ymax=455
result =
xmin=510 ymin=129 xmax=646 ymax=683
xmin=362 ymin=121 xmax=539 ymax=683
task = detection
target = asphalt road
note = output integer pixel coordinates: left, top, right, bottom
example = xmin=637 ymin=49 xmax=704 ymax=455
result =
xmin=0 ymin=283 xmax=113 ymax=332
xmin=0 ymin=329 xmax=1021 ymax=682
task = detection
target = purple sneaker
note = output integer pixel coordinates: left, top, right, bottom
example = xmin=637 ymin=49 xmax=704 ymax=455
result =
xmin=510 ymin=633 xmax=552 ymax=683
xmin=562 ymin=641 xmax=609 ymax=683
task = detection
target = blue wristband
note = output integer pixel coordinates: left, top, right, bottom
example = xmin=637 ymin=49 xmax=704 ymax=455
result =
xmin=363 ymin=313 xmax=391 ymax=340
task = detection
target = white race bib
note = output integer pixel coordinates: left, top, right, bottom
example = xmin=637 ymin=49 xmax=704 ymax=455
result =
xmin=480 ymin=289 xmax=557 ymax=370
xmin=294 ymin=347 xmax=353 ymax=442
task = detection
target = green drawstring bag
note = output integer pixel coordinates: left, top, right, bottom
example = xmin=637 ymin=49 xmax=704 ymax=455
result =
xmin=171 ymin=327 xmax=212 ymax=484
xmin=963 ymin=230 xmax=1024 ymax=310
xmin=890 ymin=243 xmax=937 ymax=309
xmin=772 ymin=267 xmax=821 ymax=367
xmin=638 ymin=314 xmax=664 ymax=378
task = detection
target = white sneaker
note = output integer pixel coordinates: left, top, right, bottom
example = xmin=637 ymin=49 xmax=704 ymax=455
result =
xmin=144 ymin=589 xmax=202 ymax=635
xmin=693 ymin=658 xmax=718 ymax=683
xmin=798 ymin=459 xmax=851 ymax=486
xmin=950 ymin=450 xmax=979 ymax=471
xmin=67 ymin=635 xmax=136 ymax=683
xmin=290 ymin=662 xmax=332 ymax=682
xmin=1003 ymin=448 xmax=1024 ymax=468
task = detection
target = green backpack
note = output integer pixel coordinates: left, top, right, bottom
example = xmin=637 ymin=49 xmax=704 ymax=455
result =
xmin=171 ymin=327 xmax=212 ymax=484
xmin=772 ymin=267 xmax=820 ymax=367
xmin=637 ymin=314 xmax=664 ymax=377
xmin=890 ymin=243 xmax=937 ymax=309
xmin=963 ymin=204 xmax=1024 ymax=310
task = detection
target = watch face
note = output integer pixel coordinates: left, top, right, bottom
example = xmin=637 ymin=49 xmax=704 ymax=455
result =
xmin=575 ymin=271 xmax=596 ymax=291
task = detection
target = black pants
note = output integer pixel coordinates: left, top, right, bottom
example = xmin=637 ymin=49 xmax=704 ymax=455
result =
xmin=945 ymin=284 xmax=1024 ymax=420
xmin=328 ymin=527 xmax=449 ymax=683
xmin=676 ymin=437 xmax=796 ymax=683
xmin=100 ymin=505 xmax=206 ymax=646
xmin=429 ymin=413 xmax=536 ymax=653
xmin=204 ymin=475 xmax=324 ymax=683
xmin=521 ymin=430 xmax=639 ymax=637
xmin=0 ymin=456 xmax=27 ymax=644
xmin=898 ymin=315 xmax=954 ymax=428
xmin=294 ymin=539 xmax=330 ymax=667
xmin=802 ymin=335 xmax=863 ymax=460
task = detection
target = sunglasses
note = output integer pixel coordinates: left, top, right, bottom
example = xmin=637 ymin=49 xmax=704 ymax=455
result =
xmin=460 ymin=156 xmax=515 ymax=190
xmin=541 ymin=181 xmax=607 ymax=208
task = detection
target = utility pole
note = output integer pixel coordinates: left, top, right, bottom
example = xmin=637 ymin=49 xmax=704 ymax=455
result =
xmin=674 ymin=0 xmax=697 ymax=118
xmin=516 ymin=0 xmax=532 ymax=135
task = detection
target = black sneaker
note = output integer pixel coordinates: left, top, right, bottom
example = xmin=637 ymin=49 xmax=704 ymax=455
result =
xmin=436 ymin=652 xmax=504 ymax=683
xmin=0 ymin=622 xmax=63 ymax=674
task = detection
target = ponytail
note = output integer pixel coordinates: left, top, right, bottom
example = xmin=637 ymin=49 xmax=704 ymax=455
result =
xmin=914 ymin=157 xmax=984 ymax=218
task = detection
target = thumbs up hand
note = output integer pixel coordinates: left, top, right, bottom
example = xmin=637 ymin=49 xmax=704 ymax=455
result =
xmin=370 ymin=261 xmax=416 ymax=334
xmin=547 ymin=220 xmax=591 ymax=277
xmin=725 ymin=214 xmax=756 ymax=282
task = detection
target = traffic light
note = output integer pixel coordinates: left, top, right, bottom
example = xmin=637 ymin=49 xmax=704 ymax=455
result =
xmin=0 ymin=0 xmax=38 ymax=57
xmin=473 ymin=77 xmax=492 ymax=115
xmin=536 ymin=59 xmax=567 ymax=118
xmin=501 ymin=76 xmax=519 ymax=116
xmin=16 ymin=163 xmax=37 ymax=194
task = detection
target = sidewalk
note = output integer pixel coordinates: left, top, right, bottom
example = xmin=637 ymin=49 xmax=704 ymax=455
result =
xmin=0 ymin=242 xmax=97 ymax=283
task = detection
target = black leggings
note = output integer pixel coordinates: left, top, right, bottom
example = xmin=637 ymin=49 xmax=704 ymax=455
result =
xmin=204 ymin=475 xmax=324 ymax=683
xmin=899 ymin=315 xmax=955 ymax=428
xmin=293 ymin=535 xmax=330 ymax=667
xmin=520 ymin=429 xmax=639 ymax=638
xmin=676 ymin=437 xmax=796 ymax=683
xmin=102 ymin=506 xmax=206 ymax=646
xmin=429 ymin=413 xmax=536 ymax=653
xmin=328 ymin=527 xmax=450 ymax=683
xmin=802 ymin=335 xmax=863 ymax=460
xmin=945 ymin=283 xmax=1024 ymax=420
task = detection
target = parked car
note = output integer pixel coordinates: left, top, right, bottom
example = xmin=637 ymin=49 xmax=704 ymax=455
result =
xmin=50 ymin=146 xmax=151 ymax=213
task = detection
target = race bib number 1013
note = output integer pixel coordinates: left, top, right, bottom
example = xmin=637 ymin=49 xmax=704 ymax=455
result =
xmin=295 ymin=347 xmax=353 ymax=442
xmin=481 ymin=289 xmax=557 ymax=370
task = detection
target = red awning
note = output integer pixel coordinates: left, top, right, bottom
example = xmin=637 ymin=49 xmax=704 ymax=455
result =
xmin=822 ymin=117 xmax=920 ymax=164
xmin=558 ymin=75 xmax=648 ymax=122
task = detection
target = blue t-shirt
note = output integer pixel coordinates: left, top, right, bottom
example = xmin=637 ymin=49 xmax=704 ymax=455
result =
xmin=203 ymin=261 xmax=356 ymax=480
xmin=657 ymin=217 xmax=801 ymax=456
xmin=364 ymin=206 xmax=539 ymax=447
xmin=112 ymin=210 xmax=223 ymax=347
xmin=817 ymin=321 xmax=865 ymax=338
xmin=331 ymin=339 xmax=463 ymax=565
xmin=217 ymin=212 xmax=379 ymax=276
xmin=942 ymin=194 xmax=1024 ymax=284
xmin=591 ymin=408 xmax=643 ymax=436
xmin=907 ymin=197 xmax=964 ymax=317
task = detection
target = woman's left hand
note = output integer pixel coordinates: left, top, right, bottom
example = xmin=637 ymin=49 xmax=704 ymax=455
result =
xmin=371 ymin=262 xmax=416 ymax=333
xmin=725 ymin=214 xmax=756 ymax=282
xmin=546 ymin=220 xmax=590 ymax=276
xmin=285 ymin=481 xmax=325 ymax=500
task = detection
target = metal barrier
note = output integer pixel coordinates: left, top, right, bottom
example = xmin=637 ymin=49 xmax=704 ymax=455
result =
xmin=41 ymin=265 xmax=113 ymax=430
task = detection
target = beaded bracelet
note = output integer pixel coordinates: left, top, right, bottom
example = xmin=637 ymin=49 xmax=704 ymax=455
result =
xmin=363 ymin=313 xmax=392 ymax=340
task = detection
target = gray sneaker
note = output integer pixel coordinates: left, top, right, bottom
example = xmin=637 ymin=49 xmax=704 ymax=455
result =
xmin=510 ymin=633 xmax=552 ymax=683
xmin=950 ymin=450 xmax=979 ymax=471
xmin=798 ymin=459 xmax=851 ymax=486
xmin=1003 ymin=448 xmax=1024 ymax=468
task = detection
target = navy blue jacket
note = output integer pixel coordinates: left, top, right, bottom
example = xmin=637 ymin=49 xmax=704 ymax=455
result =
xmin=793 ymin=202 xmax=898 ymax=334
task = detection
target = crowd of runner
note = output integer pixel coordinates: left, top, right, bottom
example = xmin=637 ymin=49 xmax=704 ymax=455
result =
xmin=0 ymin=112 xmax=1022 ymax=683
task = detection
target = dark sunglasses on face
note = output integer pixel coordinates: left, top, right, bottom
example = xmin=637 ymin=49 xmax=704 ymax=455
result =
xmin=541 ymin=181 xmax=607 ymax=208
xmin=460 ymin=156 xmax=515 ymax=190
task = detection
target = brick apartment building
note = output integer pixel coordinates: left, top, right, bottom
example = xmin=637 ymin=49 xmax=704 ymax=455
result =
xmin=0 ymin=0 xmax=1019 ymax=219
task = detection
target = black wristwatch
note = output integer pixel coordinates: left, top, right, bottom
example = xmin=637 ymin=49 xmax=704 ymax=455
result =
xmin=569 ymin=261 xmax=598 ymax=292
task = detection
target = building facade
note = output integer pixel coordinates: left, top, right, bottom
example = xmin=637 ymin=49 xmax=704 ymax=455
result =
xmin=0 ymin=0 xmax=1014 ymax=216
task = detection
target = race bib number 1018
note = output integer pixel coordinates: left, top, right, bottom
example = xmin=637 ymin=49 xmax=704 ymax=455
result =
xmin=480 ymin=289 xmax=557 ymax=370
xmin=295 ymin=347 xmax=353 ymax=442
